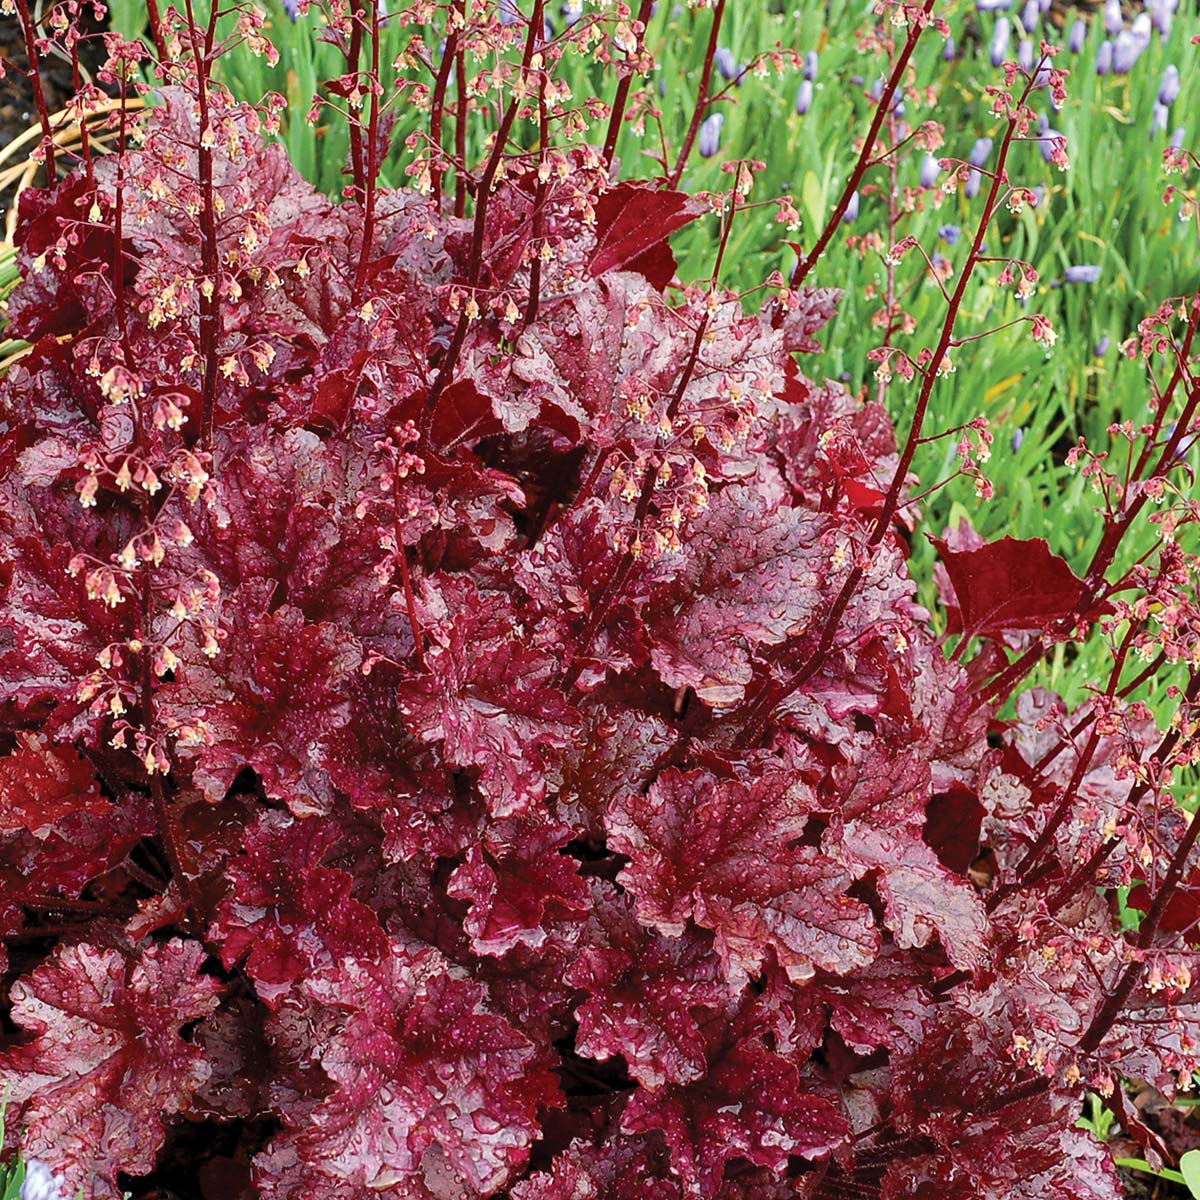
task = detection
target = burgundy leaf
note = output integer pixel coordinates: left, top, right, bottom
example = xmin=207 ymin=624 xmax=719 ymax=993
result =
xmin=588 ymin=183 xmax=699 ymax=289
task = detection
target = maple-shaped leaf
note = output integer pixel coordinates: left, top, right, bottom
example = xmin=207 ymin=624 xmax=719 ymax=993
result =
xmin=0 ymin=733 xmax=111 ymax=833
xmin=644 ymin=492 xmax=836 ymax=705
xmin=567 ymin=884 xmax=729 ymax=1090
xmin=607 ymin=768 xmax=879 ymax=985
xmin=588 ymin=183 xmax=699 ymax=290
xmin=621 ymin=1017 xmax=849 ymax=1197
xmin=210 ymin=810 xmax=388 ymax=1007
xmin=931 ymin=535 xmax=1102 ymax=641
xmin=0 ymin=939 xmax=221 ymax=1200
xmin=266 ymin=941 xmax=560 ymax=1196
xmin=167 ymin=598 xmax=360 ymax=812
xmin=446 ymin=819 xmax=590 ymax=956
xmin=397 ymin=582 xmax=577 ymax=818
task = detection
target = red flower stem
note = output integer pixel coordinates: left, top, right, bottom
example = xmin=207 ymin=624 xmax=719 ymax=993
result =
xmin=602 ymin=0 xmax=656 ymax=172
xmin=667 ymin=0 xmax=725 ymax=190
xmin=183 ymin=0 xmax=223 ymax=450
xmin=353 ymin=0 xmax=381 ymax=304
xmin=14 ymin=0 xmax=57 ymax=182
xmin=392 ymin=479 xmax=425 ymax=670
xmin=145 ymin=0 xmax=170 ymax=64
xmin=429 ymin=2 xmax=464 ymax=213
xmin=419 ymin=0 xmax=546 ymax=448
xmin=346 ymin=0 xmax=368 ymax=201
xmin=524 ymin=80 xmax=551 ymax=327
xmin=454 ymin=11 xmax=469 ymax=219
xmin=791 ymin=0 xmax=935 ymax=288
xmin=737 ymin=77 xmax=1033 ymax=747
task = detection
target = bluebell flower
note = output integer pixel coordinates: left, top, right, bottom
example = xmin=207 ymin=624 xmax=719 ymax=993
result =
xmin=1112 ymin=30 xmax=1141 ymax=73
xmin=283 ymin=0 xmax=302 ymax=20
xmin=1018 ymin=38 xmax=1034 ymax=72
xmin=843 ymin=190 xmax=860 ymax=223
xmin=796 ymin=80 xmax=813 ymax=115
xmin=1064 ymin=264 xmax=1101 ymax=284
xmin=1131 ymin=12 xmax=1152 ymax=48
xmin=1021 ymin=0 xmax=1038 ymax=31
xmin=969 ymin=136 xmax=994 ymax=168
xmin=1096 ymin=336 xmax=1111 ymax=356
xmin=19 ymin=1162 xmax=67 ymax=1200
xmin=1011 ymin=426 xmax=1026 ymax=452
xmin=1068 ymin=19 xmax=1086 ymax=52
xmin=944 ymin=36 xmax=957 ymax=60
xmin=990 ymin=16 xmax=1011 ymax=65
xmin=966 ymin=168 xmax=982 ymax=198
xmin=1103 ymin=0 xmax=1122 ymax=35
xmin=1170 ymin=126 xmax=1187 ymax=149
xmin=561 ymin=0 xmax=583 ymax=25
xmin=804 ymin=50 xmax=819 ymax=81
xmin=1152 ymin=102 xmax=1170 ymax=136
xmin=1096 ymin=41 xmax=1113 ymax=75
xmin=920 ymin=154 xmax=941 ymax=188
xmin=977 ymin=0 xmax=1012 ymax=10
xmin=939 ymin=224 xmax=962 ymax=245
xmin=715 ymin=47 xmax=740 ymax=82
xmin=1160 ymin=65 xmax=1181 ymax=106
xmin=1150 ymin=0 xmax=1176 ymax=36
xmin=1031 ymin=183 xmax=1045 ymax=207
xmin=868 ymin=78 xmax=884 ymax=102
xmin=698 ymin=112 xmax=724 ymax=158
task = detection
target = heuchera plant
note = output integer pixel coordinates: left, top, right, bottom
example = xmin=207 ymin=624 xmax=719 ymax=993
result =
xmin=2 ymin=1 xmax=1200 ymax=1197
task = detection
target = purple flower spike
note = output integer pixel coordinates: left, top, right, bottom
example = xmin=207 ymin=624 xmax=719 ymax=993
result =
xmin=843 ymin=190 xmax=860 ymax=223
xmin=990 ymin=16 xmax=1011 ymax=66
xmin=19 ymin=1162 xmax=68 ymax=1200
xmin=1150 ymin=0 xmax=1175 ymax=36
xmin=1018 ymin=38 xmax=1034 ymax=72
xmin=977 ymin=0 xmax=1012 ymax=10
xmin=283 ymin=0 xmax=303 ymax=17
xmin=939 ymin=224 xmax=962 ymax=245
xmin=561 ymin=0 xmax=583 ymax=26
xmin=1112 ymin=31 xmax=1140 ymax=74
xmin=1096 ymin=41 xmax=1113 ymax=74
xmin=1170 ymin=127 xmax=1187 ymax=149
xmin=1160 ymin=66 xmax=1181 ymax=107
xmin=1012 ymin=427 xmax=1026 ymax=452
xmin=920 ymin=154 xmax=941 ymax=188
xmin=1103 ymin=0 xmax=1122 ymax=36
xmin=1068 ymin=19 xmax=1086 ymax=53
xmin=715 ymin=47 xmax=740 ymax=82
xmin=1131 ymin=12 xmax=1152 ymax=48
xmin=1096 ymin=336 xmax=1111 ymax=357
xmin=796 ymin=80 xmax=814 ymax=116
xmin=966 ymin=168 xmax=982 ymax=198
xmin=944 ymin=35 xmax=957 ymax=60
xmin=1021 ymin=0 xmax=1039 ymax=31
xmin=804 ymin=50 xmax=819 ymax=81
xmin=698 ymin=112 xmax=724 ymax=158
xmin=1152 ymin=102 xmax=1170 ymax=137
xmin=1031 ymin=183 xmax=1045 ymax=206
xmin=969 ymin=136 xmax=994 ymax=168
xmin=1064 ymin=264 xmax=1101 ymax=284
xmin=868 ymin=78 xmax=884 ymax=102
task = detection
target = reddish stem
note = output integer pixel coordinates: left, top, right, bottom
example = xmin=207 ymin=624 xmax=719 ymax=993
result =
xmin=668 ymin=0 xmax=725 ymax=189
xmin=792 ymin=0 xmax=935 ymax=287
xmin=602 ymin=0 xmax=656 ymax=172
xmin=14 ymin=0 xmax=57 ymax=182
